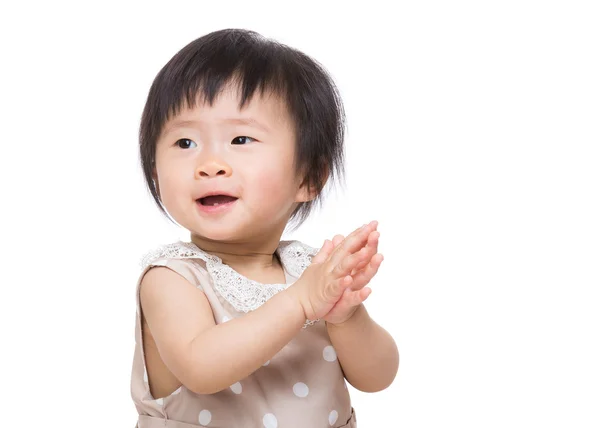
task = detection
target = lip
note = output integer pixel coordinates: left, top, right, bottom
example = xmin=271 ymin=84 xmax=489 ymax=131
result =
xmin=196 ymin=190 xmax=238 ymax=200
xmin=196 ymin=192 xmax=238 ymax=215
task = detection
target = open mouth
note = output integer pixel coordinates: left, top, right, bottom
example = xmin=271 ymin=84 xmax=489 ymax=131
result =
xmin=198 ymin=195 xmax=238 ymax=206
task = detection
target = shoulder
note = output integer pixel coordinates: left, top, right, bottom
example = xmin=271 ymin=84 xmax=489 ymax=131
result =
xmin=140 ymin=264 xmax=189 ymax=301
xmin=137 ymin=240 xmax=213 ymax=293
xmin=140 ymin=264 xmax=201 ymax=305
xmin=139 ymin=240 xmax=211 ymax=269
xmin=138 ymin=261 xmax=212 ymax=327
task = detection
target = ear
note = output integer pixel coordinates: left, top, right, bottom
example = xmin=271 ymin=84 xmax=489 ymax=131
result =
xmin=295 ymin=181 xmax=317 ymax=203
xmin=295 ymin=166 xmax=329 ymax=203
xmin=295 ymin=175 xmax=326 ymax=203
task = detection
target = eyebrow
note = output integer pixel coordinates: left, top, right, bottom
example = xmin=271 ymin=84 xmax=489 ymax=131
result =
xmin=163 ymin=117 xmax=271 ymax=135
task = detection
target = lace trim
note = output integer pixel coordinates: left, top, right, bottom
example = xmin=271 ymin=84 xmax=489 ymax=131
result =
xmin=140 ymin=240 xmax=320 ymax=328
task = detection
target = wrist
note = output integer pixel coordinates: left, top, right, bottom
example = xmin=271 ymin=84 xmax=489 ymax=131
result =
xmin=282 ymin=283 xmax=309 ymax=324
xmin=326 ymin=304 xmax=368 ymax=330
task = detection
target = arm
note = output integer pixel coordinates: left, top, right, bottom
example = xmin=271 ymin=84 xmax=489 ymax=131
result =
xmin=141 ymin=266 xmax=306 ymax=395
xmin=141 ymin=224 xmax=373 ymax=396
xmin=326 ymin=303 xmax=399 ymax=393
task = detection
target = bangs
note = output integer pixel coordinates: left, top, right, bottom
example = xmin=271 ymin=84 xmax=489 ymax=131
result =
xmin=152 ymin=31 xmax=291 ymax=127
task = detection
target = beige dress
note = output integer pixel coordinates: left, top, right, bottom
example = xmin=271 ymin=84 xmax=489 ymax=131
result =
xmin=131 ymin=240 xmax=357 ymax=428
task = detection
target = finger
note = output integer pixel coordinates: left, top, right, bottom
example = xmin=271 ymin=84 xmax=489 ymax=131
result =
xmin=332 ymin=234 xmax=344 ymax=247
xmin=312 ymin=239 xmax=333 ymax=264
xmin=332 ymin=232 xmax=378 ymax=277
xmin=350 ymin=254 xmax=384 ymax=290
xmin=328 ymin=221 xmax=378 ymax=267
xmin=329 ymin=274 xmax=354 ymax=301
xmin=360 ymin=286 xmax=372 ymax=302
xmin=333 ymin=246 xmax=372 ymax=278
xmin=338 ymin=286 xmax=372 ymax=311
xmin=367 ymin=229 xmax=380 ymax=249
xmin=333 ymin=223 xmax=370 ymax=252
xmin=351 ymin=231 xmax=380 ymax=274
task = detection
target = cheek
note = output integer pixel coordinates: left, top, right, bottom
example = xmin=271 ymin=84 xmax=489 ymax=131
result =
xmin=156 ymin=171 xmax=189 ymax=209
xmin=243 ymin=146 xmax=297 ymax=196
xmin=247 ymin=163 xmax=298 ymax=204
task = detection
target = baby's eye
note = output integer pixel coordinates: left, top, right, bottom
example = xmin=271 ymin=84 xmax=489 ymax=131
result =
xmin=175 ymin=138 xmax=197 ymax=149
xmin=231 ymin=136 xmax=256 ymax=145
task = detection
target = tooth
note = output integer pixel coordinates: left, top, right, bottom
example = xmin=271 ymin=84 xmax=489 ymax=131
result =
xmin=214 ymin=203 xmax=218 ymax=206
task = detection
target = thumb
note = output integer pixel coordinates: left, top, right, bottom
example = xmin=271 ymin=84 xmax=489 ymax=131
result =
xmin=312 ymin=239 xmax=334 ymax=264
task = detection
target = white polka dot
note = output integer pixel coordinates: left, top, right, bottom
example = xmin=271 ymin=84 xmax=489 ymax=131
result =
xmin=293 ymin=382 xmax=309 ymax=398
xmin=221 ymin=315 xmax=231 ymax=323
xmin=323 ymin=345 xmax=337 ymax=362
xmin=263 ymin=413 xmax=278 ymax=428
xmin=171 ymin=387 xmax=182 ymax=395
xmin=263 ymin=360 xmax=270 ymax=366
xmin=230 ymin=382 xmax=242 ymax=394
xmin=199 ymin=409 xmax=212 ymax=426
xmin=329 ymin=410 xmax=339 ymax=425
xmin=155 ymin=398 xmax=163 ymax=406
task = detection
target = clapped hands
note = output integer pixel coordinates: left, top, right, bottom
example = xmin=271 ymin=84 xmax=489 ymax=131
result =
xmin=288 ymin=221 xmax=384 ymax=325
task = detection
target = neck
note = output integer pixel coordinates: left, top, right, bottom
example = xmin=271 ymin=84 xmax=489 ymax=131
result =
xmin=190 ymin=232 xmax=285 ymax=281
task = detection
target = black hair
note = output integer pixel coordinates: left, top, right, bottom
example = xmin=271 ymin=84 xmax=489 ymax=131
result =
xmin=139 ymin=29 xmax=345 ymax=230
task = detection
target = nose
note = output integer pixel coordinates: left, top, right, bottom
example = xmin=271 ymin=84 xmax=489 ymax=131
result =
xmin=196 ymin=159 xmax=232 ymax=178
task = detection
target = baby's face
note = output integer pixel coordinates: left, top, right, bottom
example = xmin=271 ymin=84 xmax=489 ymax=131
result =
xmin=154 ymin=84 xmax=311 ymax=243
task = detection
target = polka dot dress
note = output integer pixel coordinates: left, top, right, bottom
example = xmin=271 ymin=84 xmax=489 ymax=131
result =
xmin=131 ymin=240 xmax=357 ymax=427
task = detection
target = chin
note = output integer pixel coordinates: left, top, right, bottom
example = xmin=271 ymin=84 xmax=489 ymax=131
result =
xmin=194 ymin=230 xmax=238 ymax=243
xmin=190 ymin=224 xmax=250 ymax=243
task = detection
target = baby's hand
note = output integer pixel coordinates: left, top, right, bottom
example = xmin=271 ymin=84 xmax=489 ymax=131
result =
xmin=319 ymin=221 xmax=383 ymax=325
xmin=287 ymin=223 xmax=377 ymax=321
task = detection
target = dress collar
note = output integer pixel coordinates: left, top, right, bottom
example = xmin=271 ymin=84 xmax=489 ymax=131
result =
xmin=140 ymin=240 xmax=318 ymax=315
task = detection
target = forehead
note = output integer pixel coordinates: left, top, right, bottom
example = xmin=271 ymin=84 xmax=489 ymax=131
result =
xmin=161 ymin=84 xmax=293 ymax=137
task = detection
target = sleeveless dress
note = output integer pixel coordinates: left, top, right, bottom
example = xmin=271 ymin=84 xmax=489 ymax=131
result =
xmin=130 ymin=240 xmax=358 ymax=428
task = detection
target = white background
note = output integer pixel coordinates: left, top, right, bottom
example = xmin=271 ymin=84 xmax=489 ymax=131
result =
xmin=1 ymin=1 xmax=598 ymax=426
